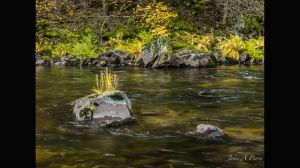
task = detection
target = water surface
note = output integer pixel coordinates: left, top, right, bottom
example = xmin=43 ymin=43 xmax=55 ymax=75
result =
xmin=36 ymin=65 xmax=264 ymax=168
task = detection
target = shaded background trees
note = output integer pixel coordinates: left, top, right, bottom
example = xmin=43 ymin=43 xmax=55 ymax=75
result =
xmin=39 ymin=0 xmax=263 ymax=36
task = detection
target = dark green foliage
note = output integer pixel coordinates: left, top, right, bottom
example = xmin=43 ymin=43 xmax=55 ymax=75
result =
xmin=240 ymin=16 xmax=264 ymax=37
xmin=79 ymin=102 xmax=96 ymax=118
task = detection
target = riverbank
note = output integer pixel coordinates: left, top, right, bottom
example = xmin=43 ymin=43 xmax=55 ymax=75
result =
xmin=36 ymin=49 xmax=263 ymax=68
xmin=36 ymin=1 xmax=264 ymax=69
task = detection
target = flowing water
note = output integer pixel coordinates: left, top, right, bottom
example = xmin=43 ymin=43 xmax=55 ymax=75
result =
xmin=36 ymin=65 xmax=264 ymax=168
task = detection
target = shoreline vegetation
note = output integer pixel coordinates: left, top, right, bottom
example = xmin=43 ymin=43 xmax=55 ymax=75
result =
xmin=36 ymin=0 xmax=264 ymax=68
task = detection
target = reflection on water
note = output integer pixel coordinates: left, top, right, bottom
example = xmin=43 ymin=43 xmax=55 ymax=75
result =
xmin=36 ymin=65 xmax=264 ymax=168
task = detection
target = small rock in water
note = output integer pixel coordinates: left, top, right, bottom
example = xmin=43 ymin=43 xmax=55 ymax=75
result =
xmin=244 ymin=76 xmax=263 ymax=80
xmin=198 ymin=89 xmax=240 ymax=100
xmin=36 ymin=58 xmax=50 ymax=66
xmin=185 ymin=124 xmax=224 ymax=139
xmin=104 ymin=153 xmax=116 ymax=157
xmin=141 ymin=112 xmax=159 ymax=116
xmin=198 ymin=90 xmax=219 ymax=98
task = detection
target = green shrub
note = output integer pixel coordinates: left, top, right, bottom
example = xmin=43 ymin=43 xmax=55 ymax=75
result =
xmin=71 ymin=43 xmax=97 ymax=59
xmin=241 ymin=16 xmax=264 ymax=36
xmin=116 ymin=27 xmax=135 ymax=39
xmin=107 ymin=30 xmax=153 ymax=59
xmin=36 ymin=19 xmax=48 ymax=34
xmin=36 ymin=38 xmax=53 ymax=52
xmin=173 ymin=19 xmax=195 ymax=32
xmin=172 ymin=31 xmax=214 ymax=52
xmin=52 ymin=43 xmax=72 ymax=57
xmin=172 ymin=41 xmax=191 ymax=50
xmin=216 ymin=35 xmax=245 ymax=61
xmin=70 ymin=29 xmax=98 ymax=59
xmin=137 ymin=30 xmax=153 ymax=45
xmin=114 ymin=38 xmax=142 ymax=60
xmin=243 ymin=36 xmax=264 ymax=62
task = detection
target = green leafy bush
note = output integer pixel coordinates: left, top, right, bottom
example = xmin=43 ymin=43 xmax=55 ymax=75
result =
xmin=115 ymin=39 xmax=143 ymax=59
xmin=216 ymin=35 xmax=245 ymax=61
xmin=70 ymin=29 xmax=98 ymax=59
xmin=106 ymin=30 xmax=153 ymax=60
xmin=137 ymin=30 xmax=153 ymax=45
xmin=243 ymin=36 xmax=264 ymax=62
xmin=241 ymin=16 xmax=264 ymax=36
xmin=172 ymin=31 xmax=214 ymax=52
xmin=71 ymin=43 xmax=96 ymax=59
xmin=52 ymin=43 xmax=72 ymax=57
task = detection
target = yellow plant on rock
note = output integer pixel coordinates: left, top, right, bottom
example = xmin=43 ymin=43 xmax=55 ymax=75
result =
xmin=135 ymin=2 xmax=177 ymax=37
xmin=91 ymin=67 xmax=119 ymax=95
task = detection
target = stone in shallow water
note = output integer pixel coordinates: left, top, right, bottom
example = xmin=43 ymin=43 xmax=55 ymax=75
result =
xmin=185 ymin=124 xmax=224 ymax=139
xmin=72 ymin=90 xmax=134 ymax=127
xmin=141 ymin=112 xmax=160 ymax=116
xmin=36 ymin=58 xmax=50 ymax=66
xmin=198 ymin=89 xmax=240 ymax=100
xmin=169 ymin=50 xmax=216 ymax=68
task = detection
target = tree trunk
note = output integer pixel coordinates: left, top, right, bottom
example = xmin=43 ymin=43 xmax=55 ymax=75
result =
xmin=222 ymin=0 xmax=229 ymax=25
xmin=55 ymin=0 xmax=62 ymax=14
xmin=74 ymin=0 xmax=79 ymax=5
xmin=102 ymin=0 xmax=107 ymax=15
xmin=98 ymin=16 xmax=109 ymax=45
xmin=213 ymin=0 xmax=216 ymax=30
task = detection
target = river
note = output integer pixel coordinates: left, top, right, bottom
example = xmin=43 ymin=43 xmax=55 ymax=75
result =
xmin=36 ymin=65 xmax=264 ymax=168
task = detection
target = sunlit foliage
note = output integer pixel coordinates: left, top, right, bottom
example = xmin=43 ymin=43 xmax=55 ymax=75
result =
xmin=91 ymin=67 xmax=119 ymax=95
xmin=134 ymin=2 xmax=178 ymax=37
xmin=173 ymin=31 xmax=214 ymax=52
xmin=216 ymin=35 xmax=245 ymax=61
xmin=243 ymin=36 xmax=264 ymax=62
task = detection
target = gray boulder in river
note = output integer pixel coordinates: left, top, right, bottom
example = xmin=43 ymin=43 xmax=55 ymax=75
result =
xmin=72 ymin=90 xmax=134 ymax=127
xmin=166 ymin=50 xmax=216 ymax=68
xmin=96 ymin=50 xmax=133 ymax=67
xmin=185 ymin=124 xmax=224 ymax=139
xmin=137 ymin=48 xmax=217 ymax=68
xmin=36 ymin=58 xmax=50 ymax=66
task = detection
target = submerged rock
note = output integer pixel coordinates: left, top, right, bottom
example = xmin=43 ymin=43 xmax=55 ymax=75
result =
xmin=185 ymin=124 xmax=224 ymax=139
xmin=198 ymin=90 xmax=219 ymax=98
xmin=72 ymin=90 xmax=134 ymax=127
xmin=198 ymin=89 xmax=240 ymax=100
